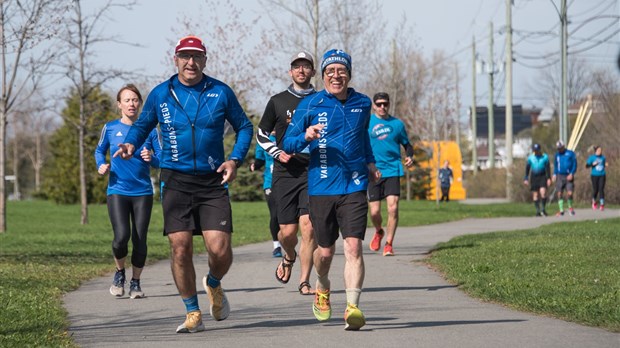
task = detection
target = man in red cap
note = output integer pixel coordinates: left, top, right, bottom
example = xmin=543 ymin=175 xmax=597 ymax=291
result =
xmin=115 ymin=35 xmax=253 ymax=333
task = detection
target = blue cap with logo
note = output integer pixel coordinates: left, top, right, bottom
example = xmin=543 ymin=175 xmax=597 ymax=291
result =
xmin=320 ymin=49 xmax=352 ymax=76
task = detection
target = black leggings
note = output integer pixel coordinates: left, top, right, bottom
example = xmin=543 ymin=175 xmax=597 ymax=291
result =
xmin=265 ymin=189 xmax=279 ymax=241
xmin=107 ymin=194 xmax=153 ymax=268
xmin=591 ymin=175 xmax=606 ymax=201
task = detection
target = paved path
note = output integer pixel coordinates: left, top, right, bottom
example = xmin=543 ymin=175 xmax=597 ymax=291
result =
xmin=64 ymin=208 xmax=620 ymax=348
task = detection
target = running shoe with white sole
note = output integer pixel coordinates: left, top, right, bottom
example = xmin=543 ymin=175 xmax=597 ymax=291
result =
xmin=109 ymin=269 xmax=125 ymax=297
xmin=344 ymin=303 xmax=366 ymax=331
xmin=129 ymin=279 xmax=145 ymax=299
xmin=176 ymin=311 xmax=205 ymax=333
xmin=383 ymin=243 xmax=394 ymax=256
xmin=203 ymin=276 xmax=230 ymax=321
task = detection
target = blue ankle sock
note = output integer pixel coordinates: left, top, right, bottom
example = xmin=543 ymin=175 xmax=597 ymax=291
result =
xmin=182 ymin=295 xmax=200 ymax=313
xmin=207 ymin=273 xmax=221 ymax=288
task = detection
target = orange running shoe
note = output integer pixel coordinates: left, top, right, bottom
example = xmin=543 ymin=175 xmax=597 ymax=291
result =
xmin=383 ymin=243 xmax=394 ymax=256
xmin=369 ymin=229 xmax=384 ymax=251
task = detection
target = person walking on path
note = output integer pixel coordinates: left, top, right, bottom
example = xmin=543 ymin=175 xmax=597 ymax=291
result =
xmin=256 ymin=50 xmax=317 ymax=295
xmin=95 ymin=84 xmax=162 ymax=299
xmin=523 ymin=143 xmax=551 ymax=217
xmin=283 ymin=49 xmax=381 ymax=331
xmin=585 ymin=145 xmax=608 ymax=211
xmin=114 ymin=35 xmax=253 ymax=333
xmin=438 ymin=160 xmax=453 ymax=202
xmin=250 ymin=132 xmax=282 ymax=257
xmin=552 ymin=141 xmax=577 ymax=216
xmin=367 ymin=92 xmax=414 ymax=257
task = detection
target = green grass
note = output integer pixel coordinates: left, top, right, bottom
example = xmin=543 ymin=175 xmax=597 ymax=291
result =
xmin=0 ymin=199 xmax=614 ymax=346
xmin=428 ymin=217 xmax=620 ymax=332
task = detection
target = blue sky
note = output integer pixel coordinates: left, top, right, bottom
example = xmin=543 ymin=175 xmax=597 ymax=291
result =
xmin=84 ymin=0 xmax=619 ymax=112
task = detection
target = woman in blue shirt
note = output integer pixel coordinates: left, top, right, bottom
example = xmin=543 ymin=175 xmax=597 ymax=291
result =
xmin=95 ymin=84 xmax=161 ymax=299
xmin=585 ymin=145 xmax=608 ymax=211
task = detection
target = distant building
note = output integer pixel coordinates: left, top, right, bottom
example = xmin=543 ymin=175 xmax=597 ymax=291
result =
xmin=467 ymin=104 xmax=542 ymax=169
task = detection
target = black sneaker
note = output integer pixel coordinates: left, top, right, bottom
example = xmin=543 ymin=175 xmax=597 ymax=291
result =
xmin=129 ymin=279 xmax=145 ymax=299
xmin=110 ymin=269 xmax=125 ymax=297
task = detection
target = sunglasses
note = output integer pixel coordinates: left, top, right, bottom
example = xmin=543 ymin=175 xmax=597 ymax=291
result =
xmin=375 ymin=102 xmax=389 ymax=108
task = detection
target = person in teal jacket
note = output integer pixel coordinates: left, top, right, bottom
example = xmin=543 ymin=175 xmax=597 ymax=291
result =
xmin=585 ymin=145 xmax=608 ymax=211
xmin=523 ymin=143 xmax=551 ymax=217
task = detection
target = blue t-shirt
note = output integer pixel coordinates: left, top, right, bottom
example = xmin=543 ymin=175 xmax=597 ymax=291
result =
xmin=586 ymin=154 xmax=606 ymax=176
xmin=94 ymin=119 xmax=161 ymax=196
xmin=368 ymin=114 xmax=411 ymax=178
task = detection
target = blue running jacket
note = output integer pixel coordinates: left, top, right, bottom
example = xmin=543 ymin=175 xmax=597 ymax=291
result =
xmin=282 ymin=88 xmax=375 ymax=196
xmin=124 ymin=74 xmax=253 ymax=175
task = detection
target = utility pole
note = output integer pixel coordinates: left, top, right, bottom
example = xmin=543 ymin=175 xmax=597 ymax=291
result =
xmin=560 ymin=0 xmax=568 ymax=143
xmin=505 ymin=0 xmax=514 ymax=200
xmin=471 ymin=36 xmax=478 ymax=175
xmin=455 ymin=62 xmax=461 ymax=147
xmin=488 ymin=21 xmax=495 ymax=169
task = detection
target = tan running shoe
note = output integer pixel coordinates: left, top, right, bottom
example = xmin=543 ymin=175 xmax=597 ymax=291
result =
xmin=175 ymin=311 xmax=205 ymax=333
xmin=203 ymin=276 xmax=230 ymax=321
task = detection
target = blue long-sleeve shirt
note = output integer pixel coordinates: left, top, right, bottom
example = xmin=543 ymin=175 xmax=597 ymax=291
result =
xmin=95 ymin=119 xmax=161 ymax=196
xmin=282 ymin=88 xmax=375 ymax=196
xmin=124 ymin=74 xmax=253 ymax=175
xmin=553 ymin=149 xmax=577 ymax=175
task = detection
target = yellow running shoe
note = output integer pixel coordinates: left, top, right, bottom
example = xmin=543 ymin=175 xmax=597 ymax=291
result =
xmin=175 ymin=311 xmax=205 ymax=333
xmin=344 ymin=303 xmax=366 ymax=331
xmin=313 ymin=288 xmax=332 ymax=321
xmin=203 ymin=276 xmax=230 ymax=321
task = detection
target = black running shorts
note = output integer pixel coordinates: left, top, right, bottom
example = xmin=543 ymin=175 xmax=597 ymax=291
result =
xmin=160 ymin=169 xmax=233 ymax=235
xmin=367 ymin=176 xmax=401 ymax=202
xmin=309 ymin=191 xmax=368 ymax=248
xmin=272 ymin=173 xmax=309 ymax=224
xmin=529 ymin=174 xmax=548 ymax=191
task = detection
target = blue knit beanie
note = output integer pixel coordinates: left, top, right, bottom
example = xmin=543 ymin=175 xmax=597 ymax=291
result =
xmin=320 ymin=49 xmax=352 ymax=76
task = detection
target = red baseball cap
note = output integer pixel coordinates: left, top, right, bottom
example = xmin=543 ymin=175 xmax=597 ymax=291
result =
xmin=175 ymin=36 xmax=206 ymax=53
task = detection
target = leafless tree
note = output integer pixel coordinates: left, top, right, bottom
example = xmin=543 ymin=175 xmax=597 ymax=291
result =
xmin=170 ymin=0 xmax=263 ymax=112
xmin=581 ymin=68 xmax=619 ymax=157
xmin=9 ymin=94 xmax=56 ymax=195
xmin=58 ymin=0 xmax=137 ymax=224
xmin=258 ymin=0 xmax=385 ymax=92
xmin=0 ymin=0 xmax=65 ymax=232
xmin=534 ymin=56 xmax=592 ymax=112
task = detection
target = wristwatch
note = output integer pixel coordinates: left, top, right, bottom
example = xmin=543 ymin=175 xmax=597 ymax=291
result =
xmin=231 ymin=159 xmax=241 ymax=168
